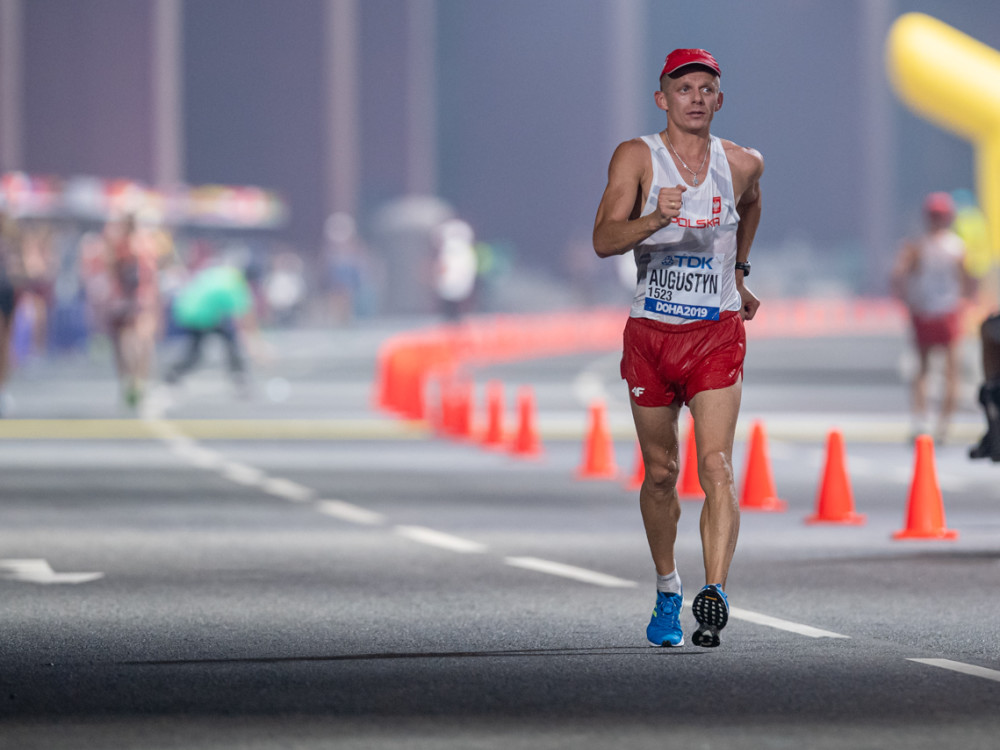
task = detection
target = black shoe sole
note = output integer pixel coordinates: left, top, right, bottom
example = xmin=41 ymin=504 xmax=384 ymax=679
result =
xmin=691 ymin=626 xmax=719 ymax=648
xmin=691 ymin=588 xmax=729 ymax=648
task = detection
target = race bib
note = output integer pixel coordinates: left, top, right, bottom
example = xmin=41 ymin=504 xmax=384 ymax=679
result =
xmin=643 ymin=254 xmax=721 ymax=320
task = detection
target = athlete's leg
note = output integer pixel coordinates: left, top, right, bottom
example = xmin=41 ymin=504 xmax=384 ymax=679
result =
xmin=108 ymin=317 xmax=127 ymax=380
xmin=132 ymin=309 xmax=158 ymax=384
xmin=687 ymin=379 xmax=742 ymax=588
xmin=937 ymin=340 xmax=962 ymax=443
xmin=218 ymin=319 xmax=247 ymax=382
xmin=0 ymin=313 xmax=12 ymax=387
xmin=911 ymin=344 xmax=931 ymax=435
xmin=0 ymin=312 xmax=11 ymax=415
xmin=971 ymin=316 xmax=1000 ymax=460
xmin=166 ymin=328 xmax=206 ymax=383
xmin=983 ymin=314 xmax=1000 ymax=380
xmin=629 ymin=398 xmax=683 ymax=576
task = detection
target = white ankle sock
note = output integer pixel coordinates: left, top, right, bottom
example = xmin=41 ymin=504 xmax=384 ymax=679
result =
xmin=656 ymin=570 xmax=681 ymax=595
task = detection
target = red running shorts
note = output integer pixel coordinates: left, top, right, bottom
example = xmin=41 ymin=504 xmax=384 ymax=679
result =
xmin=621 ymin=311 xmax=745 ymax=408
xmin=910 ymin=310 xmax=961 ymax=350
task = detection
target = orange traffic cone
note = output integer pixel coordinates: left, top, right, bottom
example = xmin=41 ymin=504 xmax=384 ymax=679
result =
xmin=739 ymin=421 xmax=787 ymax=512
xmin=893 ymin=435 xmax=958 ymax=540
xmin=626 ymin=441 xmax=644 ymax=490
xmin=429 ymin=375 xmax=449 ymax=436
xmin=481 ymin=380 xmax=506 ymax=449
xmin=510 ymin=386 xmax=542 ymax=458
xmin=576 ymin=400 xmax=618 ymax=479
xmin=678 ymin=413 xmax=703 ymax=500
xmin=806 ymin=429 xmax=865 ymax=524
xmin=451 ymin=380 xmax=474 ymax=440
xmin=436 ymin=377 xmax=462 ymax=438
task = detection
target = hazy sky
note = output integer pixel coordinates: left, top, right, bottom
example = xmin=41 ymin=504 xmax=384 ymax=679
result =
xmin=12 ymin=0 xmax=1000 ymax=299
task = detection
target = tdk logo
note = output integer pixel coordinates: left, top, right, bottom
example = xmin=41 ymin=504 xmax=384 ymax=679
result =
xmin=661 ymin=255 xmax=713 ymax=270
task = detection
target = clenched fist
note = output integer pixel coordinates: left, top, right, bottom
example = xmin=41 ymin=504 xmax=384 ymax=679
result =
xmin=656 ymin=184 xmax=687 ymax=226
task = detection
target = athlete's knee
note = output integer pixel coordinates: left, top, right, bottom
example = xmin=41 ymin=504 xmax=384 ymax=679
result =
xmin=698 ymin=450 xmax=735 ymax=490
xmin=643 ymin=453 xmax=680 ymax=492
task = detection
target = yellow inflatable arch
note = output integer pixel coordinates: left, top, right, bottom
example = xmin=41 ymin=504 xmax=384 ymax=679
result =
xmin=886 ymin=12 xmax=1000 ymax=275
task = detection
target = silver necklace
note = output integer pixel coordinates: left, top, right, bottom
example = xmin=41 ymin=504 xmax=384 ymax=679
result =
xmin=664 ymin=131 xmax=710 ymax=186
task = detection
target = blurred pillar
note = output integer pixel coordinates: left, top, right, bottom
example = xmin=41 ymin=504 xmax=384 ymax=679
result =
xmin=325 ymin=0 xmax=360 ymax=219
xmin=0 ymin=0 xmax=24 ymax=172
xmin=406 ymin=0 xmax=437 ymax=196
xmin=862 ymin=0 xmax=895 ymax=291
xmin=152 ymin=0 xmax=183 ymax=188
xmin=608 ymin=0 xmax=643 ymax=145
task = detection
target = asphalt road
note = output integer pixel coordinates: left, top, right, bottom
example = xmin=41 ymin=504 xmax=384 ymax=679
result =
xmin=1 ymin=318 xmax=998 ymax=749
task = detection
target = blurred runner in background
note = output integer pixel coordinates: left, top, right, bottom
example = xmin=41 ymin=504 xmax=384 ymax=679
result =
xmin=104 ymin=213 xmax=161 ymax=409
xmin=0 ymin=209 xmax=23 ymax=417
xmin=891 ymin=192 xmax=977 ymax=444
xmin=164 ymin=262 xmax=261 ymax=395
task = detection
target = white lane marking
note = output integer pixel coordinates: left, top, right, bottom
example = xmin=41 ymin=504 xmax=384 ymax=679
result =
xmin=395 ymin=525 xmax=487 ymax=554
xmin=908 ymin=658 xmax=1000 ymax=683
xmin=169 ymin=441 xmax=224 ymax=469
xmin=504 ymin=556 xmax=638 ymax=588
xmin=315 ymin=499 xmax=385 ymax=526
xmin=219 ymin=461 xmax=265 ymax=486
xmin=140 ymin=384 xmax=173 ymax=421
xmin=0 ymin=559 xmax=104 ymax=585
xmin=262 ymin=477 xmax=315 ymax=502
xmin=728 ymin=605 xmax=850 ymax=639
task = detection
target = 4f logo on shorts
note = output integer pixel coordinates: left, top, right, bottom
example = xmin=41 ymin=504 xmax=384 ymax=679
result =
xmin=631 ymin=386 xmax=645 ymax=398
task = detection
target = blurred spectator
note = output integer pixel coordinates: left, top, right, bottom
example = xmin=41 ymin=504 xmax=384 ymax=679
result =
xmin=17 ymin=223 xmax=55 ymax=357
xmin=103 ymin=213 xmax=161 ymax=409
xmin=164 ymin=261 xmax=262 ymax=394
xmin=0 ymin=209 xmax=24 ymax=416
xmin=891 ymin=192 xmax=977 ymax=444
xmin=322 ymin=212 xmax=364 ymax=324
xmin=263 ymin=247 xmax=306 ymax=326
xmin=78 ymin=230 xmax=113 ymax=348
xmin=47 ymin=224 xmax=91 ymax=353
xmin=434 ymin=218 xmax=477 ymax=320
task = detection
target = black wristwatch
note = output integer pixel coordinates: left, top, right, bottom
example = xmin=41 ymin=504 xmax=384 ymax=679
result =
xmin=735 ymin=261 xmax=751 ymax=277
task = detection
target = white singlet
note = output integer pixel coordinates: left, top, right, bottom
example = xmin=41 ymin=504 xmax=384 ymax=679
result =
xmin=904 ymin=230 xmax=965 ymax=317
xmin=629 ymin=133 xmax=741 ymax=325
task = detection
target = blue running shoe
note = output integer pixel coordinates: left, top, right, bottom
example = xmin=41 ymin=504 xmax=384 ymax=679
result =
xmin=646 ymin=590 xmax=684 ymax=647
xmin=691 ymin=584 xmax=729 ymax=648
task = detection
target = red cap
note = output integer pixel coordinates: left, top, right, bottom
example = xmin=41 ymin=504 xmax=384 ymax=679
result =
xmin=660 ymin=48 xmax=721 ymax=79
xmin=923 ymin=191 xmax=955 ymax=216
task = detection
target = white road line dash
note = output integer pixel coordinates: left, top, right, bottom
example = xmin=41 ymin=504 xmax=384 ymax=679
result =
xmin=219 ymin=461 xmax=265 ymax=486
xmin=261 ymin=477 xmax=315 ymax=502
xmin=315 ymin=499 xmax=385 ymax=526
xmin=395 ymin=526 xmax=487 ymax=553
xmin=170 ymin=442 xmax=223 ymax=469
xmin=504 ymin=556 xmax=637 ymax=588
xmin=908 ymin=658 xmax=1000 ymax=683
xmin=728 ymin=606 xmax=850 ymax=639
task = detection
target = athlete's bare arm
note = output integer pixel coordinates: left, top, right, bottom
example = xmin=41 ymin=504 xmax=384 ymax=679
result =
xmin=890 ymin=240 xmax=919 ymax=300
xmin=593 ymin=139 xmax=685 ymax=258
xmin=724 ymin=141 xmax=764 ymax=320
